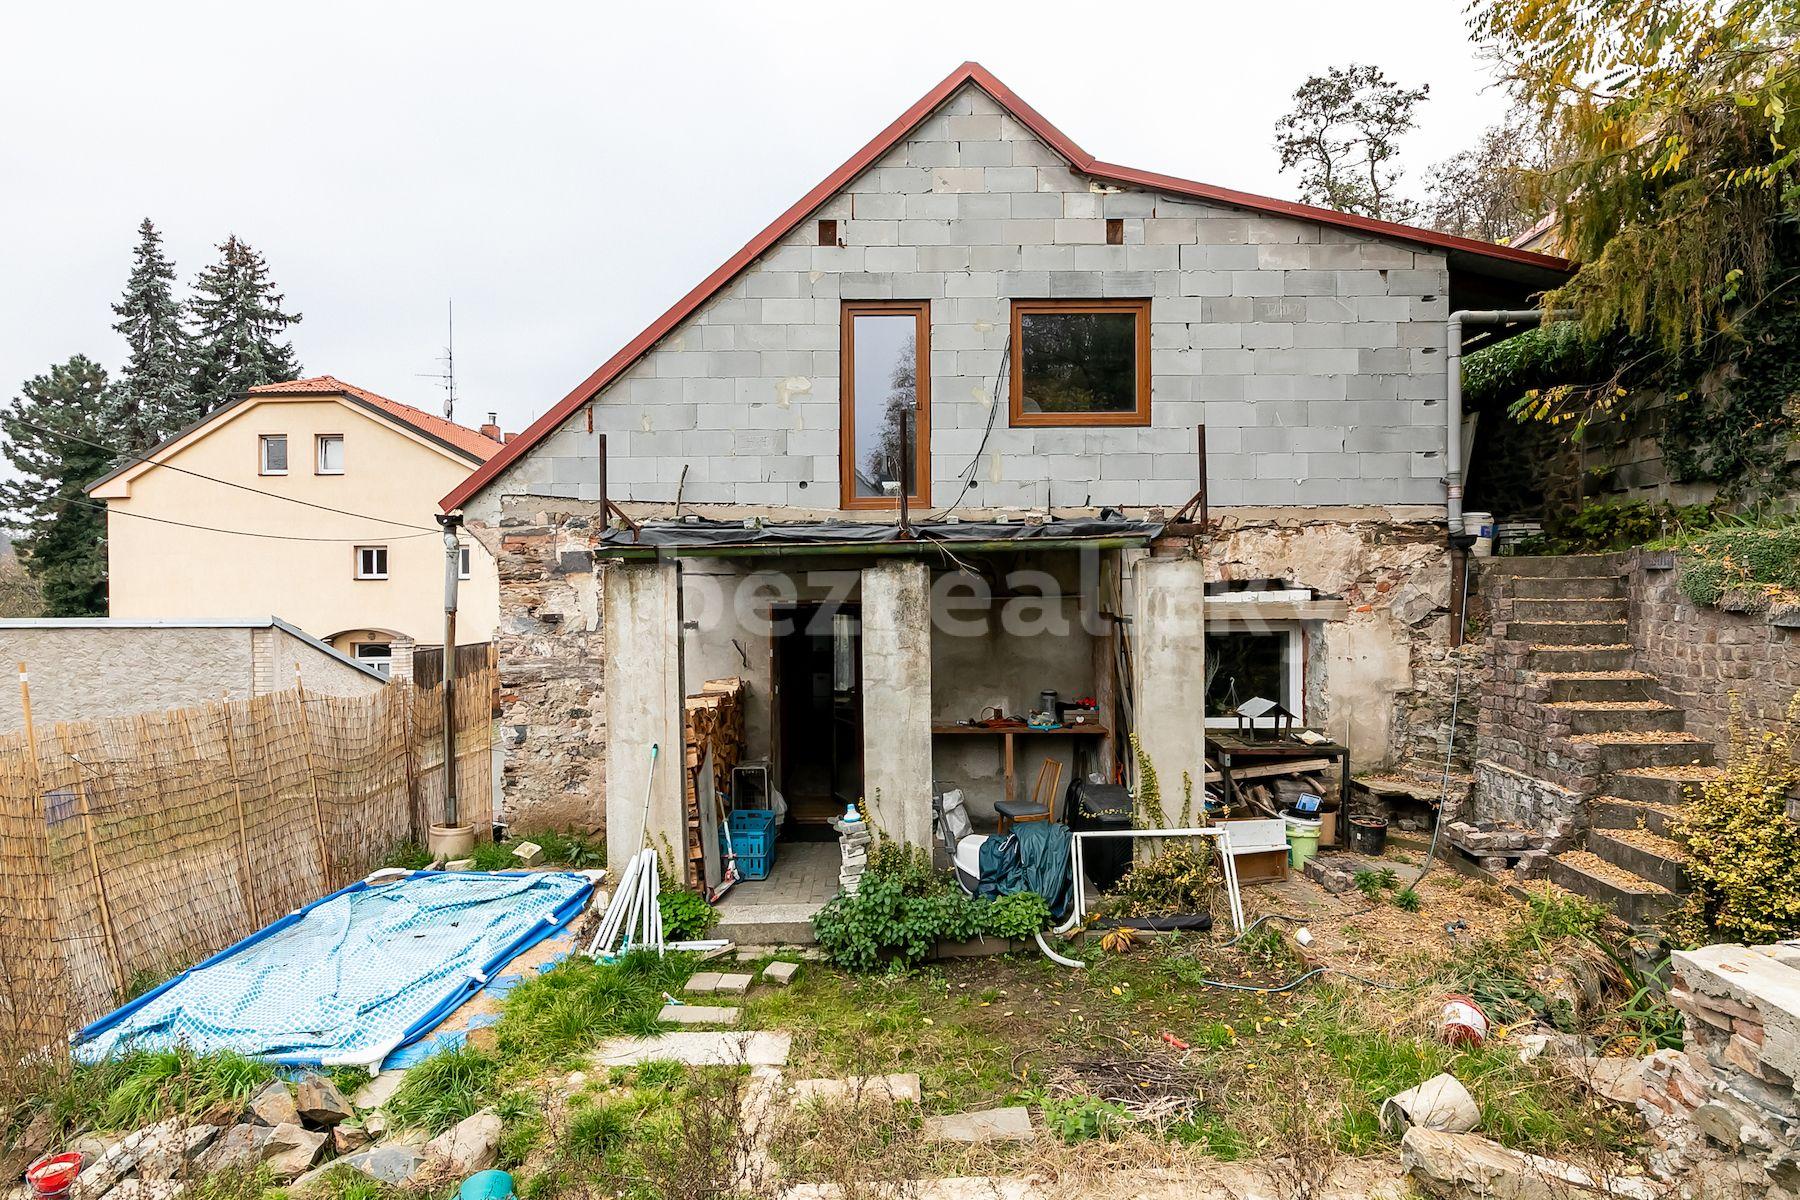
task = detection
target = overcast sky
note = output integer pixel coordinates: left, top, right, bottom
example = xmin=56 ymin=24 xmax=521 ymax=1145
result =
xmin=2 ymin=1 xmax=1513 ymax=442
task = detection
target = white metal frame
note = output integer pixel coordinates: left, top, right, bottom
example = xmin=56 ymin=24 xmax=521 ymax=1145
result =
xmin=1062 ymin=826 xmax=1245 ymax=935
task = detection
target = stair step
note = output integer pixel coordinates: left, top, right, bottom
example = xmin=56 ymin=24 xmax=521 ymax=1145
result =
xmin=1545 ymin=701 xmax=1684 ymax=735
xmin=1507 ymin=620 xmax=1630 ymax=646
xmin=1589 ymin=827 xmax=1689 ymax=892
xmin=1528 ymin=645 xmax=1635 ymax=672
xmin=1479 ymin=554 xmax=1618 ymax=579
xmin=1593 ymin=797 xmax=1683 ymax=839
xmin=1569 ymin=732 xmax=1714 ymax=771
xmin=1512 ymin=575 xmax=1625 ymax=600
xmin=1536 ymin=671 xmax=1662 ymax=704
xmin=1514 ymin=597 xmax=1629 ymax=622
xmin=1610 ymin=765 xmax=1722 ymax=806
xmin=1548 ymin=850 xmax=1676 ymax=927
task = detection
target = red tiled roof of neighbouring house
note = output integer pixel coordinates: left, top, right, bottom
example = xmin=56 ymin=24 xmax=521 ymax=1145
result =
xmin=440 ymin=61 xmax=1573 ymax=513
xmin=251 ymin=376 xmax=502 ymax=461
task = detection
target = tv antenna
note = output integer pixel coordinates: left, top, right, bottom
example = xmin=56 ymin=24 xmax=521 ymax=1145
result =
xmin=417 ymin=300 xmax=458 ymax=420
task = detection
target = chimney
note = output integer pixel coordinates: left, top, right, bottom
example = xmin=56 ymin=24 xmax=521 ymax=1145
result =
xmin=480 ymin=411 xmax=502 ymax=442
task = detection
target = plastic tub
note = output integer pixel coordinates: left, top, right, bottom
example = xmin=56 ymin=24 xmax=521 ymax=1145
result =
xmin=1463 ymin=511 xmax=1495 ymax=557
xmin=1347 ymin=816 xmax=1389 ymax=855
xmin=1283 ymin=814 xmax=1323 ymax=869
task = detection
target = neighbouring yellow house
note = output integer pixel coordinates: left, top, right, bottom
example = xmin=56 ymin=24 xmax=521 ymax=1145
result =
xmin=88 ymin=376 xmax=503 ymax=679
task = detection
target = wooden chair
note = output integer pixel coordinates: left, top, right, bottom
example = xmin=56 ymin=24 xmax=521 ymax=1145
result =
xmin=995 ymin=758 xmax=1063 ymax=832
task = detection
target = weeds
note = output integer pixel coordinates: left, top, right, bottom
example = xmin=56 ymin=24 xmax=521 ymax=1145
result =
xmin=1353 ymin=867 xmax=1399 ymax=899
xmin=1391 ymin=887 xmax=1422 ymax=912
xmin=495 ymin=951 xmax=693 ymax=1070
xmin=383 ymin=1047 xmax=501 ymax=1135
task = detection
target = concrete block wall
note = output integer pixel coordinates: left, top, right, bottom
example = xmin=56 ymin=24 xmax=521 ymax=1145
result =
xmin=471 ymin=83 xmax=1450 ymax=518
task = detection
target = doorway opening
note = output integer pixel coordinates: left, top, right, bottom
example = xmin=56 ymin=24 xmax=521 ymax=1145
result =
xmin=772 ymin=603 xmax=862 ymax=832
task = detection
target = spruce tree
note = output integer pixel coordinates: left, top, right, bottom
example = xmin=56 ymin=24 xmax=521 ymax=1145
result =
xmin=185 ymin=235 xmax=302 ymax=417
xmin=0 ymin=357 xmax=114 ymax=616
xmin=109 ymin=218 xmax=191 ymax=451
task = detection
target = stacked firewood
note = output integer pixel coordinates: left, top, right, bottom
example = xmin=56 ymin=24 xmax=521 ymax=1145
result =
xmin=683 ymin=678 xmax=745 ymax=886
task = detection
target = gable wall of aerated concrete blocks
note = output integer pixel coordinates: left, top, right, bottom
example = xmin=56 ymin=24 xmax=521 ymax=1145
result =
xmin=465 ymin=83 xmax=1450 ymax=520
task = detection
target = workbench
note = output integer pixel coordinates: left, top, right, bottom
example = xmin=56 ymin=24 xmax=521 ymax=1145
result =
xmin=931 ymin=721 xmax=1108 ymax=808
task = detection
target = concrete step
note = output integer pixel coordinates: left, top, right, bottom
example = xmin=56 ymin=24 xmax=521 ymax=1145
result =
xmin=1548 ymin=850 xmax=1677 ymax=927
xmin=1569 ymin=733 xmax=1715 ymax=772
xmin=1546 ymin=701 xmax=1685 ymax=736
xmin=1610 ymin=765 xmax=1722 ymax=806
xmin=1506 ymin=619 xmax=1630 ymax=646
xmin=1512 ymin=575 xmax=1625 ymax=600
xmin=1480 ymin=554 xmax=1618 ymax=579
xmin=1593 ymin=797 xmax=1683 ymax=839
xmin=1588 ymin=827 xmax=1688 ymax=892
xmin=1536 ymin=671 xmax=1662 ymax=704
xmin=1528 ymin=645 xmax=1635 ymax=672
xmin=1514 ymin=597 xmax=1629 ymax=622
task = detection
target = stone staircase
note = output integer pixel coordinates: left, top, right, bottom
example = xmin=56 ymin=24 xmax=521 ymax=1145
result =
xmin=1476 ymin=555 xmax=1720 ymax=926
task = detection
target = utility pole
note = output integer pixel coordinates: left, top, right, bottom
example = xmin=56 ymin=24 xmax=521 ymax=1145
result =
xmin=437 ymin=511 xmax=462 ymax=830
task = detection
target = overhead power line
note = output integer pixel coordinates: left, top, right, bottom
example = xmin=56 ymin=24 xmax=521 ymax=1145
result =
xmin=66 ymin=494 xmax=439 ymax=543
xmin=10 ymin=415 xmax=440 ymax=532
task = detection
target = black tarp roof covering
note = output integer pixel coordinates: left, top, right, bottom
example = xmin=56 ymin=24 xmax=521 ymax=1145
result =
xmin=596 ymin=516 xmax=1163 ymax=549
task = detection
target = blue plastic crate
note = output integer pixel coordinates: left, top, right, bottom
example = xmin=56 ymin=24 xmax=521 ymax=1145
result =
xmin=726 ymin=808 xmax=778 ymax=880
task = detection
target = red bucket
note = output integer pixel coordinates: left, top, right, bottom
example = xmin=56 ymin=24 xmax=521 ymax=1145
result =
xmin=26 ymin=1152 xmax=83 ymax=1200
xmin=1440 ymin=994 xmax=1491 ymax=1047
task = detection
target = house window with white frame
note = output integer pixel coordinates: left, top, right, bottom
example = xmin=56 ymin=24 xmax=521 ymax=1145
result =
xmin=316 ymin=434 xmax=345 ymax=474
xmin=259 ymin=434 xmax=288 ymax=475
xmin=457 ymin=544 xmax=472 ymax=580
xmin=1204 ymin=624 xmax=1304 ymax=727
xmin=354 ymin=545 xmax=388 ymax=580
xmin=354 ymin=642 xmax=393 ymax=678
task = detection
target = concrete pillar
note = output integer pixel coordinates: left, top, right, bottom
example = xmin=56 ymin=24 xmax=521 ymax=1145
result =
xmin=602 ymin=560 xmax=686 ymax=877
xmin=1131 ymin=556 xmax=1207 ymax=824
xmin=860 ymin=559 xmax=933 ymax=848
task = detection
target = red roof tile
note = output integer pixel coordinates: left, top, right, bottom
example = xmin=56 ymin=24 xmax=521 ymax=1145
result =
xmin=251 ymin=376 xmax=501 ymax=461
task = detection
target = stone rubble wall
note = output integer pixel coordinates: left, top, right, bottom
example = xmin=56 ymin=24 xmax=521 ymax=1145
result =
xmin=1625 ymin=551 xmax=1800 ymax=762
xmin=476 ymin=505 xmax=607 ymax=833
xmin=1637 ymin=944 xmax=1800 ymax=1189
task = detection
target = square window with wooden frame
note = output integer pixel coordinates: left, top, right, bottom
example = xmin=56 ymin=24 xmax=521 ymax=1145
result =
xmin=840 ymin=300 xmax=930 ymax=508
xmin=259 ymin=433 xmax=288 ymax=475
xmin=1009 ymin=298 xmax=1151 ymax=426
xmin=315 ymin=433 xmax=345 ymax=475
xmin=354 ymin=545 xmax=388 ymax=580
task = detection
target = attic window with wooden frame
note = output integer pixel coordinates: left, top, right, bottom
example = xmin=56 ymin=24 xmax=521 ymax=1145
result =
xmin=1009 ymin=298 xmax=1151 ymax=427
xmin=840 ymin=300 xmax=930 ymax=509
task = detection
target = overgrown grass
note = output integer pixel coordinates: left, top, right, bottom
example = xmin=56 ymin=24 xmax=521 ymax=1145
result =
xmin=9 ymin=1048 xmax=276 ymax=1145
xmin=1661 ymin=513 xmax=1800 ymax=609
xmin=381 ymin=951 xmax=693 ymax=1135
xmin=386 ymin=830 xmax=605 ymax=873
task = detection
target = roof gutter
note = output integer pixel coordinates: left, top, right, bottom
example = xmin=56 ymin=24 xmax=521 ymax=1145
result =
xmin=1445 ymin=309 xmax=1545 ymax=537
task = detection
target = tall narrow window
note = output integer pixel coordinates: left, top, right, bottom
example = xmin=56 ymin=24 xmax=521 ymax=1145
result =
xmin=1010 ymin=298 xmax=1151 ymax=426
xmin=840 ymin=300 xmax=930 ymax=508
xmin=316 ymin=434 xmax=345 ymax=474
xmin=354 ymin=545 xmax=389 ymax=580
xmin=457 ymin=544 xmax=472 ymax=580
xmin=259 ymin=434 xmax=288 ymax=475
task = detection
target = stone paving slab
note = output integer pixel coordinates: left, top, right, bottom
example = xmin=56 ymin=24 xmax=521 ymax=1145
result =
xmin=922 ymin=1106 xmax=1035 ymax=1143
xmin=715 ymin=973 xmax=753 ymax=994
xmin=684 ymin=972 xmax=723 ymax=994
xmin=590 ymin=1031 xmax=791 ymax=1067
xmin=658 ymin=1003 xmax=739 ymax=1026
xmin=763 ymin=961 xmax=800 ymax=986
xmin=791 ymin=1073 xmax=922 ymax=1105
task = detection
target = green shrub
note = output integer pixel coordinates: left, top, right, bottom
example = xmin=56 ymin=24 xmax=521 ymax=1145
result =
xmin=1513 ymin=500 xmax=1716 ymax=556
xmin=1108 ymin=842 xmax=1215 ymax=916
xmin=1391 ymin=888 xmax=1422 ymax=913
xmin=657 ymin=888 xmax=719 ymax=941
xmin=1038 ymin=1093 xmax=1135 ymax=1143
xmin=1672 ymin=520 xmax=1800 ymax=609
xmin=1672 ymin=696 xmax=1800 ymax=943
xmin=810 ymin=838 xmax=1050 ymax=971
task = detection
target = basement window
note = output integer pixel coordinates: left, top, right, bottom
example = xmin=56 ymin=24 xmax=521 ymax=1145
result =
xmin=840 ymin=300 xmax=930 ymax=508
xmin=354 ymin=545 xmax=389 ymax=580
xmin=1204 ymin=624 xmax=1303 ymax=728
xmin=259 ymin=434 xmax=288 ymax=475
xmin=1010 ymin=298 xmax=1151 ymax=427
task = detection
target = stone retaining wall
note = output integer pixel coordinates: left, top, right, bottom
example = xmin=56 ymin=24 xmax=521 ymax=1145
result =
xmin=1626 ymin=551 xmax=1800 ymax=760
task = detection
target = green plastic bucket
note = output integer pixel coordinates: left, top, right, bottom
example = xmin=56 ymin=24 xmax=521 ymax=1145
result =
xmin=1284 ymin=814 xmax=1322 ymax=869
